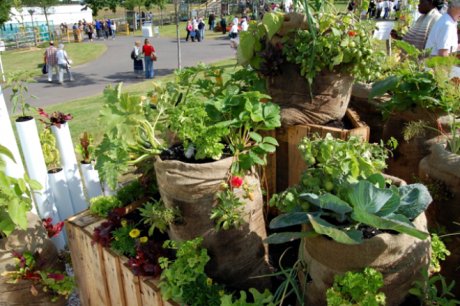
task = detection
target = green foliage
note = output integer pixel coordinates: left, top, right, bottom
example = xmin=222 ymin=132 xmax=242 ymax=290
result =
xmin=115 ymin=180 xmax=145 ymax=205
xmin=410 ymin=270 xmax=460 ymax=305
xmin=0 ymin=1 xmax=12 ymax=26
xmin=210 ymin=189 xmax=245 ymax=231
xmin=267 ymin=173 xmax=432 ymax=244
xmin=0 ymin=144 xmax=40 ymax=236
xmin=430 ymin=234 xmax=451 ymax=273
xmin=220 ymin=288 xmax=275 ymax=306
xmin=270 ymin=133 xmax=390 ymax=212
xmin=326 ymin=268 xmax=386 ymax=306
xmin=39 ymin=128 xmax=60 ymax=170
xmin=159 ymin=238 xmax=223 ymax=306
xmin=4 ymin=70 xmax=37 ymax=118
xmin=110 ymin=222 xmax=137 ymax=257
xmin=138 ymin=200 xmax=176 ymax=236
xmin=89 ymin=195 xmax=122 ymax=217
xmin=39 ymin=271 xmax=75 ymax=302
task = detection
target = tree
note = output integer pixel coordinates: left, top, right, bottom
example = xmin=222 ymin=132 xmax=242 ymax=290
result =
xmin=0 ymin=1 xmax=12 ymax=26
xmin=80 ymin=0 xmax=119 ymax=16
xmin=22 ymin=0 xmax=60 ymax=40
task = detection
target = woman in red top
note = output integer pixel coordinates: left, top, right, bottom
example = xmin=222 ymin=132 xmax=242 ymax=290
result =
xmin=142 ymin=38 xmax=156 ymax=79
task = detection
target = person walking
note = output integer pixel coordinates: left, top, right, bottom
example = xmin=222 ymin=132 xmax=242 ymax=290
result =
xmin=44 ymin=41 xmax=58 ymax=83
xmin=220 ymin=16 xmax=227 ymax=34
xmin=142 ymin=38 xmax=156 ymax=79
xmin=110 ymin=21 xmax=116 ymax=39
xmin=208 ymin=13 xmax=216 ymax=30
xmin=186 ymin=20 xmax=193 ymax=41
xmin=56 ymin=44 xmax=74 ymax=84
xmin=132 ymin=41 xmax=144 ymax=78
xmin=198 ymin=18 xmax=205 ymax=41
xmin=87 ymin=22 xmax=94 ymax=41
xmin=95 ymin=19 xmax=102 ymax=39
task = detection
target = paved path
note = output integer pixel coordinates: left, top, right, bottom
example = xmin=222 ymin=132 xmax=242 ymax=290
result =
xmin=4 ymin=35 xmax=235 ymax=110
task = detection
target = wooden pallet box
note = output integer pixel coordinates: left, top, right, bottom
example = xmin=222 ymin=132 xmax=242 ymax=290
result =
xmin=265 ymin=108 xmax=370 ymax=196
xmin=66 ymin=210 xmax=178 ymax=306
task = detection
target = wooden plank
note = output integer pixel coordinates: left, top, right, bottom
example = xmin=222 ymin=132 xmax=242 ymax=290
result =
xmin=120 ymin=257 xmax=143 ymax=306
xmin=260 ymin=130 xmax=277 ymax=199
xmin=102 ymin=248 xmax=127 ymax=306
xmin=276 ymin=127 xmax=291 ymax=192
xmin=287 ymin=125 xmax=311 ymax=187
xmin=140 ymin=277 xmax=163 ymax=306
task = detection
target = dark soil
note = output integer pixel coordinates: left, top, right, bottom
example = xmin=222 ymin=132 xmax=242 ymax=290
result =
xmin=15 ymin=116 xmax=34 ymax=122
xmin=159 ymin=143 xmax=232 ymax=164
xmin=358 ymin=224 xmax=399 ymax=239
xmin=324 ymin=112 xmax=355 ymax=130
xmin=48 ymin=168 xmax=63 ymax=174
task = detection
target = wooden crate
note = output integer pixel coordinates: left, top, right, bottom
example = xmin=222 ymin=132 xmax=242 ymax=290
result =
xmin=66 ymin=211 xmax=179 ymax=306
xmin=265 ymin=108 xmax=370 ymax=196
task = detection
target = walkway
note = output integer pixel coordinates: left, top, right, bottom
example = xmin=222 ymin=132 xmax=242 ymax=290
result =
xmin=4 ymin=34 xmax=235 ymax=109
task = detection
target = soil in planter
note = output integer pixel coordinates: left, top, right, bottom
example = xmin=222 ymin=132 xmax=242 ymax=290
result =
xmin=15 ymin=116 xmax=34 ymax=122
xmin=160 ymin=143 xmax=233 ymax=164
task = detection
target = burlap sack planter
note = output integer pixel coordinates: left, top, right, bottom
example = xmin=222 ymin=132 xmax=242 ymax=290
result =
xmin=300 ymin=213 xmax=431 ymax=306
xmin=267 ymin=64 xmax=354 ymax=126
xmin=0 ymin=213 xmax=66 ymax=306
xmin=383 ymin=107 xmax=440 ymax=183
xmin=419 ymin=142 xmax=460 ymax=232
xmin=154 ymin=156 xmax=271 ymax=291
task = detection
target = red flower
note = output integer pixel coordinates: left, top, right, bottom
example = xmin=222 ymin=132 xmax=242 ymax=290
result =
xmin=230 ymin=176 xmax=244 ymax=188
xmin=348 ymin=30 xmax=357 ymax=37
xmin=47 ymin=273 xmax=65 ymax=281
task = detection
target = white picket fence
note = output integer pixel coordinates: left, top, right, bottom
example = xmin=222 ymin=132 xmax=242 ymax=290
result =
xmin=0 ymin=84 xmax=103 ymax=250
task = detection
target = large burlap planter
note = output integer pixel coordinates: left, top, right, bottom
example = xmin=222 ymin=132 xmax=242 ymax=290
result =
xmin=383 ymin=107 xmax=439 ymax=183
xmin=0 ymin=213 xmax=66 ymax=306
xmin=154 ymin=156 xmax=271 ymax=291
xmin=300 ymin=213 xmax=431 ymax=306
xmin=267 ymin=64 xmax=354 ymax=126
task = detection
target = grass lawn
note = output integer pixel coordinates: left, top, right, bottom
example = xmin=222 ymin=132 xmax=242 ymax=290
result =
xmin=1 ymin=43 xmax=107 ymax=77
xmin=44 ymin=58 xmax=237 ymax=147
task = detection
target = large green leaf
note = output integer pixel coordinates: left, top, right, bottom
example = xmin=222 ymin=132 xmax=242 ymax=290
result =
xmin=8 ymin=198 xmax=28 ymax=230
xmin=262 ymin=12 xmax=283 ymax=39
xmin=396 ymin=184 xmax=433 ymax=219
xmin=0 ymin=212 xmax=15 ymax=236
xmin=346 ymin=180 xmax=394 ymax=214
xmin=0 ymin=144 xmax=15 ymax=163
xmin=300 ymin=193 xmax=352 ymax=222
xmin=238 ymin=31 xmax=256 ymax=64
xmin=264 ymin=231 xmax=317 ymax=244
xmin=269 ymin=212 xmax=309 ymax=229
xmin=308 ymin=214 xmax=363 ymax=245
xmin=369 ymin=75 xmax=399 ymax=99
xmin=352 ymin=209 xmax=429 ymax=240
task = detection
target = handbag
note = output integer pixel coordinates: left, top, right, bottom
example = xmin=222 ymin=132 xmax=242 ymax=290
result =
xmin=150 ymin=52 xmax=157 ymax=61
xmin=42 ymin=64 xmax=48 ymax=74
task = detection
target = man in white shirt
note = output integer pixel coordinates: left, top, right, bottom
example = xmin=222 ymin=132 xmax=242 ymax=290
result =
xmin=241 ymin=17 xmax=249 ymax=31
xmin=425 ymin=0 xmax=460 ymax=56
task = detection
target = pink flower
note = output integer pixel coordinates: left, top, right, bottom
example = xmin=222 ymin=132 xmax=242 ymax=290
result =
xmin=230 ymin=176 xmax=244 ymax=188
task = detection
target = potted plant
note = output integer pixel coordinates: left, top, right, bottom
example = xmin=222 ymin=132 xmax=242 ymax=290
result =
xmin=76 ymin=132 xmax=103 ymax=199
xmin=237 ymin=4 xmax=381 ymax=126
xmin=38 ymin=108 xmax=88 ymax=214
xmin=0 ymin=145 xmax=68 ymax=305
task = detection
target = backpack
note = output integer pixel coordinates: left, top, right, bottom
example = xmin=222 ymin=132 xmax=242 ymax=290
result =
xmin=130 ymin=50 xmax=136 ymax=60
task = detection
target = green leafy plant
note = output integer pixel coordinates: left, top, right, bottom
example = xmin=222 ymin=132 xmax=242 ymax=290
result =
xmin=220 ymin=288 xmax=275 ymax=306
xmin=267 ymin=173 xmax=432 ymax=245
xmin=211 ymin=185 xmax=246 ymax=231
xmin=270 ymin=133 xmax=392 ymax=213
xmin=2 ymin=250 xmax=75 ymax=302
xmin=326 ymin=267 xmax=386 ymax=306
xmin=89 ymin=195 xmax=122 ymax=217
xmin=39 ymin=127 xmax=60 ymax=171
xmin=75 ymin=132 xmax=95 ymax=164
xmin=138 ymin=200 xmax=176 ymax=236
xmin=115 ymin=180 xmax=146 ymax=205
xmin=110 ymin=221 xmax=138 ymax=257
xmin=4 ymin=70 xmax=36 ymax=118
xmin=0 ymin=144 xmax=41 ymax=236
xmin=410 ymin=270 xmax=460 ymax=305
xmin=159 ymin=238 xmax=224 ymax=306
xmin=430 ymin=233 xmax=451 ymax=273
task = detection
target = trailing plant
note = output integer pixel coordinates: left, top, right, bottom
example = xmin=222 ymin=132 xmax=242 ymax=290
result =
xmin=89 ymin=195 xmax=123 ymax=217
xmin=326 ymin=267 xmax=386 ymax=306
xmin=159 ymin=238 xmax=224 ymax=306
xmin=267 ymin=173 xmax=432 ymax=245
xmin=270 ymin=133 xmax=392 ymax=213
xmin=75 ymin=132 xmax=95 ymax=164
xmin=37 ymin=108 xmax=73 ymax=128
xmin=410 ymin=270 xmax=460 ymax=305
xmin=4 ymin=70 xmax=36 ymax=118
xmin=39 ymin=127 xmax=60 ymax=171
xmin=0 ymin=144 xmax=41 ymax=236
xmin=138 ymin=199 xmax=176 ymax=236
xmin=2 ymin=250 xmax=75 ymax=302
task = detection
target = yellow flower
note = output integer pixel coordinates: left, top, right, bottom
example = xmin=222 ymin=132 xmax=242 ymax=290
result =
xmin=129 ymin=229 xmax=140 ymax=238
xmin=121 ymin=219 xmax=127 ymax=227
xmin=206 ymin=277 xmax=213 ymax=286
xmin=139 ymin=236 xmax=148 ymax=243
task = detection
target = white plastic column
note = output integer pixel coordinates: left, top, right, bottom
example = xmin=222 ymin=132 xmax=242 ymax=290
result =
xmin=80 ymin=163 xmax=103 ymax=199
xmin=48 ymin=169 xmax=75 ymax=220
xmin=51 ymin=123 xmax=88 ymax=213
xmin=15 ymin=119 xmax=59 ymax=220
xmin=0 ymin=85 xmax=25 ymax=179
